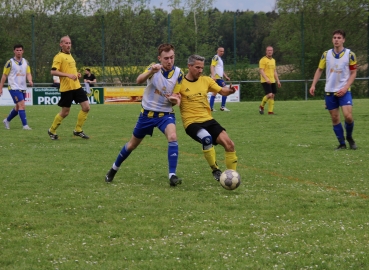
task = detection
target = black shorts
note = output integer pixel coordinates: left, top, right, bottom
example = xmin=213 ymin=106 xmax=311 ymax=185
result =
xmin=262 ymin=83 xmax=277 ymax=95
xmin=58 ymin=88 xmax=88 ymax=108
xmin=185 ymin=119 xmax=225 ymax=145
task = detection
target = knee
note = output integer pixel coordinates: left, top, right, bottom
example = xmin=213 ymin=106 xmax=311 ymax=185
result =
xmin=201 ymin=135 xmax=213 ymax=150
xmin=225 ymin=140 xmax=235 ymax=152
xmin=167 ymin=132 xmax=177 ymax=142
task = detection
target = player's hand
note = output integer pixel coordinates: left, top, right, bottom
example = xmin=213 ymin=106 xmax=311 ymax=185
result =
xmin=28 ymin=81 xmax=33 ymax=87
xmin=151 ymin=64 xmax=162 ymax=73
xmin=229 ymin=84 xmax=236 ymax=94
xmin=309 ymin=86 xmax=315 ymax=96
xmin=166 ymin=93 xmax=181 ymax=106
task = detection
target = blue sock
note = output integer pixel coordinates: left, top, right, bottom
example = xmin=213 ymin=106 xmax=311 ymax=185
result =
xmin=114 ymin=143 xmax=132 ymax=168
xmin=333 ymin=123 xmax=345 ymax=145
xmin=209 ymin=95 xmax=215 ymax=109
xmin=18 ymin=110 xmax=27 ymax=126
xmin=221 ymin=96 xmax=227 ymax=107
xmin=168 ymin=141 xmax=178 ymax=174
xmin=345 ymin=121 xmax=354 ymax=139
xmin=7 ymin=108 xmax=18 ymax=122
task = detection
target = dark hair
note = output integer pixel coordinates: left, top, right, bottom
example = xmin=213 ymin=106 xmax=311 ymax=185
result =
xmin=187 ymin=55 xmax=205 ymax=65
xmin=157 ymin=43 xmax=175 ymax=56
xmin=85 ymin=68 xmax=91 ymax=72
xmin=333 ymin=29 xmax=346 ymax=38
xmin=13 ymin=44 xmax=24 ymax=50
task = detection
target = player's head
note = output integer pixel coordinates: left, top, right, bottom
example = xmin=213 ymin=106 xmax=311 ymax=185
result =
xmin=85 ymin=68 xmax=91 ymax=74
xmin=60 ymin=36 xmax=72 ymax=54
xmin=332 ymin=29 xmax=345 ymax=48
xmin=13 ymin=44 xmax=24 ymax=58
xmin=217 ymin=47 xmax=225 ymax=56
xmin=187 ymin=54 xmax=205 ymax=80
xmin=266 ymin=46 xmax=274 ymax=57
xmin=157 ymin=43 xmax=175 ymax=71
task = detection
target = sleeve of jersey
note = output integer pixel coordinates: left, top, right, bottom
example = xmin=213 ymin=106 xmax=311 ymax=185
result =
xmin=173 ymin=69 xmax=184 ymax=94
xmin=211 ymin=56 xmax=218 ymax=67
xmin=3 ymin=60 xmax=11 ymax=75
xmin=318 ymin=52 xmax=327 ymax=70
xmin=259 ymin=58 xmax=265 ymax=69
xmin=208 ymin=77 xmax=222 ymax=93
xmin=145 ymin=63 xmax=156 ymax=79
xmin=349 ymin=52 xmax=357 ymax=70
xmin=52 ymin=54 xmax=62 ymax=71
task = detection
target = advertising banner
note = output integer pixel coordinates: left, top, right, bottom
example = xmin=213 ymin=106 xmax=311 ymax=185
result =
xmin=104 ymin=86 xmax=145 ymax=103
xmin=32 ymin=87 xmax=104 ymax=105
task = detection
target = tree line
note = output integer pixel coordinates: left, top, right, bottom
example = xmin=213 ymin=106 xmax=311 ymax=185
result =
xmin=0 ymin=0 xmax=368 ymax=100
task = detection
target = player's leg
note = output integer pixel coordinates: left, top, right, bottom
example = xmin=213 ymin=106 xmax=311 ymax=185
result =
xmin=73 ymin=88 xmax=90 ymax=139
xmin=215 ymin=130 xmax=237 ymax=171
xmin=48 ymin=91 xmax=73 ymax=139
xmin=340 ymin=92 xmax=356 ymax=149
xmin=159 ymin=115 xmax=181 ymax=186
xmin=267 ymin=84 xmax=277 ymax=114
xmin=260 ymin=83 xmax=271 ymax=114
xmin=326 ymin=94 xmax=346 ymax=149
xmin=209 ymin=92 xmax=217 ymax=111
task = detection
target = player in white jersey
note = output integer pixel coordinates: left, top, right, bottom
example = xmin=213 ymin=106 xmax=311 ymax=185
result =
xmin=105 ymin=44 xmax=184 ymax=186
xmin=209 ymin=47 xmax=231 ymax=111
xmin=0 ymin=44 xmax=33 ymax=130
xmin=309 ymin=29 xmax=358 ymax=150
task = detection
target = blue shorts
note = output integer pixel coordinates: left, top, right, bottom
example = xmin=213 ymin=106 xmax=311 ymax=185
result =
xmin=325 ymin=91 xmax=353 ymax=110
xmin=133 ymin=110 xmax=176 ymax=139
xmin=9 ymin=90 xmax=26 ymax=104
xmin=215 ymin=79 xmax=226 ymax=87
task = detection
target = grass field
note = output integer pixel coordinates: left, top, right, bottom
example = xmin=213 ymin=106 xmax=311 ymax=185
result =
xmin=1 ymin=100 xmax=369 ymax=269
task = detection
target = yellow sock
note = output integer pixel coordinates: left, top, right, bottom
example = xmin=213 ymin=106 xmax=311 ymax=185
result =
xmin=225 ymin=151 xmax=238 ymax=170
xmin=50 ymin=114 xmax=64 ymax=133
xmin=268 ymin=99 xmax=275 ymax=113
xmin=203 ymin=146 xmax=219 ymax=171
xmin=75 ymin=110 xmax=89 ymax=132
xmin=261 ymin=95 xmax=268 ymax=107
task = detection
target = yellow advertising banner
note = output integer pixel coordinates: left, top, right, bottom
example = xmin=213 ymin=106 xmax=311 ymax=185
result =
xmin=104 ymin=86 xmax=145 ymax=103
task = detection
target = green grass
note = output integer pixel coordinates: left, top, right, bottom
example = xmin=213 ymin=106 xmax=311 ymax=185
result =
xmin=1 ymin=100 xmax=369 ymax=269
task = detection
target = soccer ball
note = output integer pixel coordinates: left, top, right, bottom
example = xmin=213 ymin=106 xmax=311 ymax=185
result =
xmin=219 ymin=169 xmax=241 ymax=190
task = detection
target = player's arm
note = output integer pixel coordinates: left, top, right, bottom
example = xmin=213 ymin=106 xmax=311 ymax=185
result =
xmin=218 ymin=84 xmax=236 ymax=96
xmin=51 ymin=68 xmax=79 ymax=81
xmin=166 ymin=69 xmax=183 ymax=106
xmin=136 ymin=63 xmax=161 ymax=84
xmin=309 ymin=68 xmax=323 ymax=96
xmin=336 ymin=69 xmax=357 ymax=97
xmin=259 ymin=68 xmax=270 ymax=83
xmin=274 ymin=70 xmax=281 ymax=88
xmin=210 ymin=65 xmax=216 ymax=79
xmin=0 ymin=74 xmax=7 ymax=96
xmin=26 ymin=72 xmax=33 ymax=87
xmin=223 ymin=71 xmax=230 ymax=81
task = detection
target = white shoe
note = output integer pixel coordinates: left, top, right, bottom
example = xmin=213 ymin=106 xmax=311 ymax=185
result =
xmin=211 ymin=108 xmax=216 ymax=112
xmin=3 ymin=119 xmax=10 ymax=129
xmin=23 ymin=125 xmax=32 ymax=130
xmin=220 ymin=107 xmax=230 ymax=112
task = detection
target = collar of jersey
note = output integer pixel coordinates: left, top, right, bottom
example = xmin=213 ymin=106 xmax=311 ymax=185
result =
xmin=161 ymin=66 xmax=175 ymax=79
xmin=332 ymin=48 xmax=346 ymax=59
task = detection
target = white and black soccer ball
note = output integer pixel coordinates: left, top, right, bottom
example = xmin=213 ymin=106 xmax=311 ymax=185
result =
xmin=219 ymin=169 xmax=241 ymax=190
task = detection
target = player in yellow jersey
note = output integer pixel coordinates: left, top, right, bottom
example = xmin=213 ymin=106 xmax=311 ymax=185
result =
xmin=310 ymin=29 xmax=357 ymax=150
xmin=179 ymin=54 xmax=237 ymax=181
xmin=259 ymin=46 xmax=281 ymax=115
xmin=47 ymin=36 xmax=90 ymax=140
xmin=0 ymin=44 xmax=33 ymax=130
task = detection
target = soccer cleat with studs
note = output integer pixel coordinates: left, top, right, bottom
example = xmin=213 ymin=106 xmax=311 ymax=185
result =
xmin=48 ymin=129 xmax=59 ymax=140
xmin=335 ymin=144 xmax=347 ymax=150
xmin=212 ymin=169 xmax=222 ymax=181
xmin=73 ymin=130 xmax=90 ymax=139
xmin=220 ymin=107 xmax=230 ymax=112
xmin=23 ymin=125 xmax=32 ymax=130
xmin=105 ymin=168 xmax=117 ymax=182
xmin=259 ymin=106 xmax=264 ymax=115
xmin=3 ymin=119 xmax=10 ymax=129
xmin=169 ymin=175 xmax=182 ymax=187
xmin=346 ymin=137 xmax=357 ymax=150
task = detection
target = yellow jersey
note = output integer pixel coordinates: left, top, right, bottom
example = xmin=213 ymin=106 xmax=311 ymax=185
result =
xmin=179 ymin=76 xmax=221 ymax=129
xmin=259 ymin=56 xmax=276 ymax=83
xmin=51 ymin=51 xmax=81 ymax=92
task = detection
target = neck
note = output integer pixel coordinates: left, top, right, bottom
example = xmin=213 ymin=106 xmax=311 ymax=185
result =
xmin=334 ymin=46 xmax=344 ymax=53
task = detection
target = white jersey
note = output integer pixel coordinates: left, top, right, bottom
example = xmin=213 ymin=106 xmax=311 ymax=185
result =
xmin=211 ymin=55 xmax=224 ymax=78
xmin=141 ymin=66 xmax=181 ymax=112
xmin=325 ymin=48 xmax=351 ymax=93
xmin=5 ymin=58 xmax=30 ymax=91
